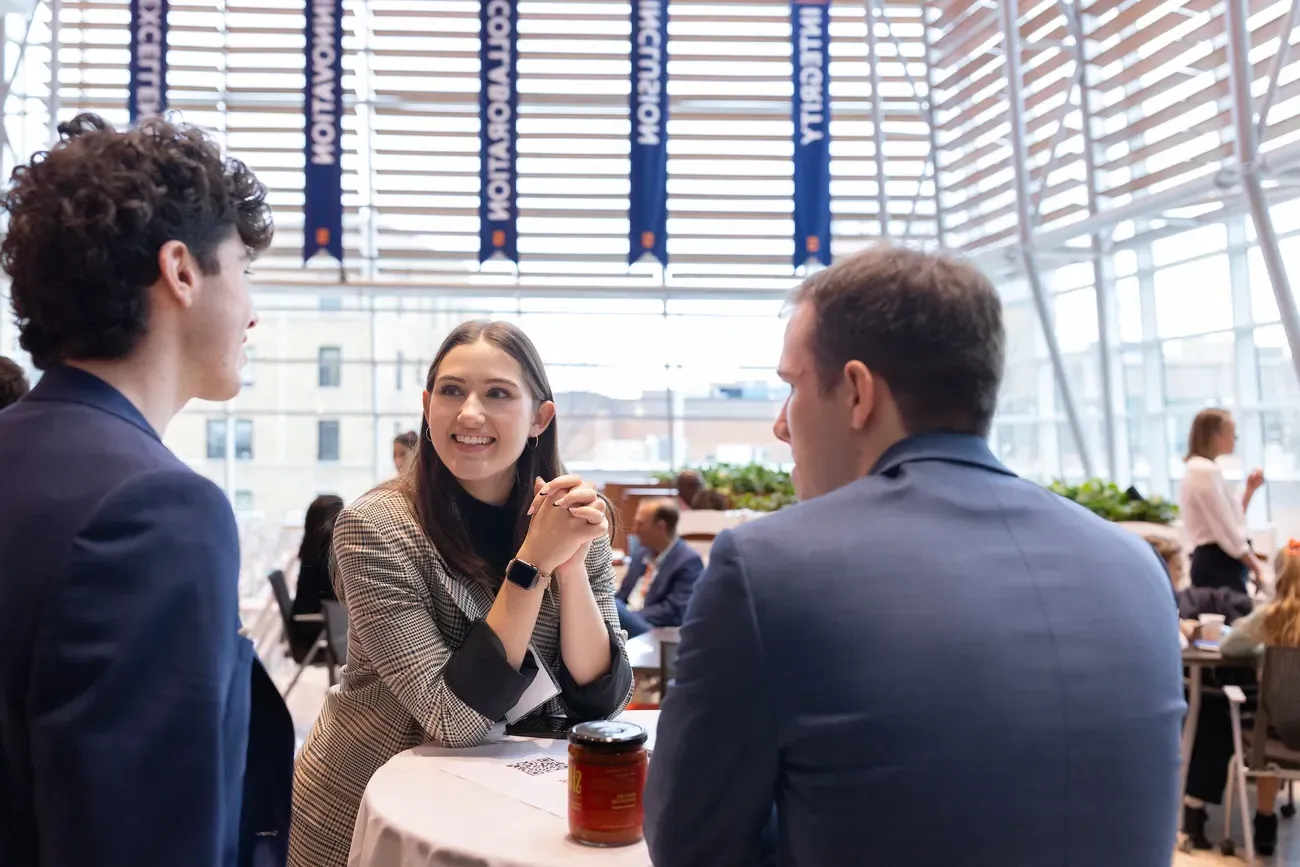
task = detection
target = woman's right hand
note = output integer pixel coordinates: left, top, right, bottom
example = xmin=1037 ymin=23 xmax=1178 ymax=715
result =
xmin=516 ymin=475 xmax=606 ymax=575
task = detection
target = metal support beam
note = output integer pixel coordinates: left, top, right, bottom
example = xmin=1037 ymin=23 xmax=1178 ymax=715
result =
xmin=999 ymin=0 xmax=1094 ymax=477
xmin=919 ymin=0 xmax=947 ymax=248
xmin=47 ymin=0 xmax=59 ymax=141
xmin=1063 ymin=0 xmax=1120 ymax=481
xmin=1256 ymin=0 xmax=1300 ymax=145
xmin=864 ymin=0 xmax=889 ymax=238
xmin=1225 ymin=0 xmax=1300 ymax=388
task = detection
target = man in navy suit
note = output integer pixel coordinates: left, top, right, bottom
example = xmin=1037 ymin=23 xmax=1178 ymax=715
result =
xmin=616 ymin=498 xmax=704 ymax=637
xmin=0 ymin=114 xmax=293 ymax=867
xmin=645 ymin=246 xmax=1185 ymax=866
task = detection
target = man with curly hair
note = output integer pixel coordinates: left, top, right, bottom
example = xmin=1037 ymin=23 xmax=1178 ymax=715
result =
xmin=0 ymin=355 xmax=29 ymax=410
xmin=0 ymin=114 xmax=292 ymax=867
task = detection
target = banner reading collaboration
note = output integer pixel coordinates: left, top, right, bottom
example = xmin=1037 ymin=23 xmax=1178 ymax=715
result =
xmin=483 ymin=0 xmax=515 ymax=224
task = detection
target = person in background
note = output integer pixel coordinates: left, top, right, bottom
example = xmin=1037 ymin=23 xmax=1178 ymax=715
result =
xmin=0 ymin=114 xmax=292 ymax=867
xmin=392 ymin=430 xmax=418 ymax=473
xmin=1180 ymin=408 xmax=1264 ymax=593
xmin=287 ymin=494 xmax=345 ymax=661
xmin=615 ymin=498 xmax=704 ymax=638
xmin=1177 ymin=541 xmax=1300 ymax=854
xmin=674 ymin=469 xmax=703 ymax=512
xmin=0 ymin=356 xmax=29 ymax=411
xmin=645 ymin=245 xmax=1183 ymax=867
xmin=288 ymin=320 xmax=633 ymax=867
xmin=691 ymin=488 xmax=729 ymax=511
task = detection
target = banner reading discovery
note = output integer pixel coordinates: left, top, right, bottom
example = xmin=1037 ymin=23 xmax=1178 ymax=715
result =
xmin=128 ymin=0 xmax=167 ymax=124
xmin=480 ymin=0 xmax=519 ymax=264
xmin=628 ymin=0 xmax=668 ymax=266
xmin=303 ymin=0 xmax=344 ymax=263
xmin=791 ymin=0 xmax=831 ymax=269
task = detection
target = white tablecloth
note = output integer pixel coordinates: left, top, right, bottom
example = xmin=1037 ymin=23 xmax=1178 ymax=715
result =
xmin=348 ymin=711 xmax=659 ymax=867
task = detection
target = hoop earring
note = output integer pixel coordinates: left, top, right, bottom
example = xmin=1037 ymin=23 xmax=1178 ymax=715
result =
xmin=426 ymin=427 xmax=436 ymax=446
xmin=530 ymin=434 xmax=539 ymax=449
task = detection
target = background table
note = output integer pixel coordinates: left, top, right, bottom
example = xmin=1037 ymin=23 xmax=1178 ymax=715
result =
xmin=348 ymin=710 xmax=659 ymax=867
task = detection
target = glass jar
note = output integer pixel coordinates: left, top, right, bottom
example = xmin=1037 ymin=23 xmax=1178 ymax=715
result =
xmin=567 ymin=720 xmax=649 ymax=847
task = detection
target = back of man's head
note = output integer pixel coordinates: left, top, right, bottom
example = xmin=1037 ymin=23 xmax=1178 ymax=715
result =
xmin=791 ymin=245 xmax=1005 ymax=438
xmin=0 ymin=356 xmax=29 ymax=410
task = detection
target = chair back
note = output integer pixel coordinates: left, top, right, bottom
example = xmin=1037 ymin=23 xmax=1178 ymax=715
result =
xmin=321 ymin=600 xmax=349 ymax=667
xmin=266 ymin=570 xmax=294 ymax=634
xmin=659 ymin=636 xmax=680 ymax=690
xmin=1251 ymin=645 xmax=1300 ymax=768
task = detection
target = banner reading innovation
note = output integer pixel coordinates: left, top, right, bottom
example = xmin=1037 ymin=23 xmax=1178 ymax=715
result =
xmin=128 ymin=0 xmax=168 ymax=125
xmin=303 ymin=0 xmax=344 ymax=264
xmin=480 ymin=0 xmax=519 ymax=264
xmin=628 ymin=0 xmax=668 ymax=266
xmin=791 ymin=0 xmax=831 ymax=269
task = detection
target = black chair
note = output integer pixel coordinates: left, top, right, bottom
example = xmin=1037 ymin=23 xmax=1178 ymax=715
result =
xmin=266 ymin=569 xmax=336 ymax=697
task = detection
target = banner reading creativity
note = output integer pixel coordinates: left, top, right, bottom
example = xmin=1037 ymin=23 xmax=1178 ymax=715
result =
xmin=128 ymin=0 xmax=168 ymax=124
xmin=303 ymin=0 xmax=344 ymax=263
xmin=791 ymin=0 xmax=831 ymax=269
xmin=629 ymin=0 xmax=668 ymax=266
xmin=480 ymin=0 xmax=519 ymax=264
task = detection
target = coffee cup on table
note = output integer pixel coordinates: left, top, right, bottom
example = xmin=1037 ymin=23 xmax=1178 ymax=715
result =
xmin=1198 ymin=613 xmax=1226 ymax=643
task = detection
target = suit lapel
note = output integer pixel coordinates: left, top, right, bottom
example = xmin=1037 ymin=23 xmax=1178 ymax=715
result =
xmin=645 ymin=540 xmax=685 ymax=605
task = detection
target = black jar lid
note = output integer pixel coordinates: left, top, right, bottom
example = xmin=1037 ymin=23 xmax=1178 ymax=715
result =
xmin=568 ymin=720 xmax=648 ymax=751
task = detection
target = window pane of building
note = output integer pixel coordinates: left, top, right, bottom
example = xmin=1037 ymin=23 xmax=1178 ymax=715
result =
xmin=319 ymin=347 xmax=342 ymax=388
xmin=318 ymin=420 xmax=341 ymax=462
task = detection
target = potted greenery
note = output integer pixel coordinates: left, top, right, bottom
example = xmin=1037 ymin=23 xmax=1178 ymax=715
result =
xmin=654 ymin=463 xmax=797 ymax=512
xmin=1046 ymin=479 xmax=1178 ymax=525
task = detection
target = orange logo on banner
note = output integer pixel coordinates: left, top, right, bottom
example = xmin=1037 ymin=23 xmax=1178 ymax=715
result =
xmin=641 ymin=231 xmax=655 ymax=249
xmin=316 ymin=228 xmax=330 ymax=246
xmin=492 ymin=230 xmax=506 ymax=247
xmin=805 ymin=236 xmax=820 ymax=253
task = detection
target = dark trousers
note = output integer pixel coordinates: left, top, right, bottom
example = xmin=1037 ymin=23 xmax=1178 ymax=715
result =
xmin=1191 ymin=543 xmax=1249 ymax=594
xmin=616 ymin=598 xmax=652 ymax=638
xmin=1187 ymin=671 xmax=1259 ymax=804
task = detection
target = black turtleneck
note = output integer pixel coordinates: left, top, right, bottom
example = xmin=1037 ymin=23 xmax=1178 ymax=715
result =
xmin=453 ymin=483 xmax=517 ymax=579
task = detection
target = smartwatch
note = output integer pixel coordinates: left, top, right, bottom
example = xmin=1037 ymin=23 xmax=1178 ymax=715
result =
xmin=505 ymin=558 xmax=546 ymax=591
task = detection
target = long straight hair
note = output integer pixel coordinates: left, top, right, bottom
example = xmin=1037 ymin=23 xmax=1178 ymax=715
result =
xmin=299 ymin=494 xmax=344 ymax=565
xmin=388 ymin=320 xmax=569 ymax=588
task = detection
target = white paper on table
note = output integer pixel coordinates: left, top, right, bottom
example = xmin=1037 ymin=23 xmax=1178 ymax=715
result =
xmin=504 ymin=646 xmax=561 ymax=724
xmin=439 ymin=751 xmax=572 ymax=819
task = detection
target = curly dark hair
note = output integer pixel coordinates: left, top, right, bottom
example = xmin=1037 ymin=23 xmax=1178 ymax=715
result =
xmin=2 ymin=113 xmax=273 ymax=370
xmin=0 ymin=355 xmax=29 ymax=410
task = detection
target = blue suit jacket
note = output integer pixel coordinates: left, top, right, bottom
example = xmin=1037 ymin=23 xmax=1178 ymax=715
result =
xmin=645 ymin=434 xmax=1184 ymax=867
xmin=0 ymin=367 xmax=294 ymax=867
xmin=616 ymin=538 xmax=704 ymax=628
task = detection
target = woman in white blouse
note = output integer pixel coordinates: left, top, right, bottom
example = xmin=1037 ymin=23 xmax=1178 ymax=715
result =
xmin=1179 ymin=408 xmax=1265 ymax=592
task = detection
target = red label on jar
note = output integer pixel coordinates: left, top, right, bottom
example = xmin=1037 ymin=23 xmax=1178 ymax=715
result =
xmin=568 ymin=755 xmax=647 ymax=839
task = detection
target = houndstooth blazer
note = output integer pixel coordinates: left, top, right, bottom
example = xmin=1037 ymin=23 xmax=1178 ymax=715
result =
xmin=286 ymin=487 xmax=634 ymax=867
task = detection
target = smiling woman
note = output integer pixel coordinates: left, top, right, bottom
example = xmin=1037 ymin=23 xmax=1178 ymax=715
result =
xmin=287 ymin=320 xmax=634 ymax=867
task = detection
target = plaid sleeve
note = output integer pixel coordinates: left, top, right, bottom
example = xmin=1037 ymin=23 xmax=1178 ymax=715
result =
xmin=331 ymin=505 xmax=498 ymax=748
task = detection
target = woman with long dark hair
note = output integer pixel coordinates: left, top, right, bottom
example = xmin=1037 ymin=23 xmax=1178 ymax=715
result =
xmin=287 ymin=494 xmax=344 ymax=661
xmin=287 ymin=321 xmax=633 ymax=867
xmin=1179 ymin=408 xmax=1265 ymax=592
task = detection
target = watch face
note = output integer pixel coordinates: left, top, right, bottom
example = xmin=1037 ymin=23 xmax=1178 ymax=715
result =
xmin=506 ymin=558 xmax=539 ymax=590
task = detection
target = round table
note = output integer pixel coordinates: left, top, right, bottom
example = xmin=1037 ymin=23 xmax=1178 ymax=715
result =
xmin=347 ymin=711 xmax=659 ymax=867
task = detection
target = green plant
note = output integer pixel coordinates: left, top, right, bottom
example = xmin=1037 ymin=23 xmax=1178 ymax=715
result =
xmin=1046 ymin=478 xmax=1179 ymax=525
xmin=653 ymin=462 xmax=796 ymax=512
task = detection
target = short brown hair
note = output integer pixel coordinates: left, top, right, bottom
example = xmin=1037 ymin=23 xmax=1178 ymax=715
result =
xmin=1185 ymin=408 xmax=1232 ymax=461
xmin=3 ymin=113 xmax=273 ymax=369
xmin=642 ymin=497 xmax=680 ymax=535
xmin=791 ymin=245 xmax=1005 ymax=437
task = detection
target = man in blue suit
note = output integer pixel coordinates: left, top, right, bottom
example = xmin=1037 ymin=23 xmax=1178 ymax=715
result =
xmin=645 ymin=246 xmax=1185 ymax=866
xmin=0 ymin=114 xmax=293 ymax=867
xmin=616 ymin=498 xmax=704 ymax=637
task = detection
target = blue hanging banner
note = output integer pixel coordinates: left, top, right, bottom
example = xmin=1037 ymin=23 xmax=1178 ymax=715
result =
xmin=791 ymin=0 xmax=831 ymax=269
xmin=480 ymin=0 xmax=519 ymax=264
xmin=303 ymin=0 xmax=344 ymax=264
xmin=628 ymin=0 xmax=669 ymax=266
xmin=128 ymin=0 xmax=168 ymax=125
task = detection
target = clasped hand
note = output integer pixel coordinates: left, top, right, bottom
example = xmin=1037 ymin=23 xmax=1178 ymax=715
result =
xmin=517 ymin=474 xmax=607 ymax=576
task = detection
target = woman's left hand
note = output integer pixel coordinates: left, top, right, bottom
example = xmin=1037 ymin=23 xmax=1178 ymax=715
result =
xmin=528 ymin=476 xmax=607 ymax=580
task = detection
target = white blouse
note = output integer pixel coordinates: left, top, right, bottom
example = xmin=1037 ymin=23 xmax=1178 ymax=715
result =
xmin=1179 ymin=456 xmax=1249 ymax=558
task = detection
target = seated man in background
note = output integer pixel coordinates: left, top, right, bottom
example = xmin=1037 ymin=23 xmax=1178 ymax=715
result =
xmin=0 ymin=355 xmax=29 ymax=411
xmin=645 ymin=245 xmax=1183 ymax=867
xmin=616 ymin=498 xmax=703 ymax=637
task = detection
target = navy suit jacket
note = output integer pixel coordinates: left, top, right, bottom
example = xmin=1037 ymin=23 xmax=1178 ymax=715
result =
xmin=646 ymin=434 xmax=1184 ymax=867
xmin=0 ymin=367 xmax=294 ymax=867
xmin=616 ymin=538 xmax=704 ymax=628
